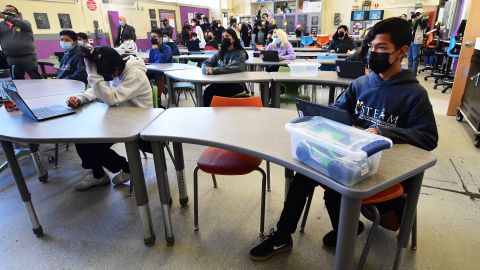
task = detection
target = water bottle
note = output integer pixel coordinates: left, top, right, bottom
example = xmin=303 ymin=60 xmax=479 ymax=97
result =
xmin=0 ymin=69 xmax=17 ymax=112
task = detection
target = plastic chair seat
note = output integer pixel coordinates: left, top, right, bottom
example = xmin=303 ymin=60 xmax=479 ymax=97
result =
xmin=173 ymin=82 xmax=194 ymax=90
xmin=197 ymin=147 xmax=262 ymax=175
xmin=362 ymin=184 xmax=404 ymax=205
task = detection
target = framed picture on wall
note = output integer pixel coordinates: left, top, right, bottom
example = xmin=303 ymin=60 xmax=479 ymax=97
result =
xmin=150 ymin=20 xmax=158 ymax=30
xmin=149 ymin=9 xmax=156 ymax=19
xmin=311 ymin=16 xmax=318 ymax=25
xmin=34 ymin=13 xmax=50 ymax=29
xmin=58 ymin=14 xmax=72 ymax=29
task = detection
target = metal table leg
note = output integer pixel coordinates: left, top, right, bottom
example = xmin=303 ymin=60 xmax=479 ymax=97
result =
xmin=260 ymin=82 xmax=270 ymax=107
xmin=328 ymin=85 xmax=336 ymax=104
xmin=393 ymin=172 xmax=424 ymax=270
xmin=173 ymin=142 xmax=188 ymax=206
xmin=151 ymin=141 xmax=175 ymax=246
xmin=195 ymin=83 xmax=203 ymax=107
xmin=124 ymin=141 xmax=156 ymax=247
xmin=1 ymin=140 xmax=43 ymax=237
xmin=271 ymin=82 xmax=281 ymax=108
xmin=334 ymin=195 xmax=362 ymax=270
xmin=28 ymin=144 xmax=48 ymax=182
xmin=166 ymin=76 xmax=174 ymax=108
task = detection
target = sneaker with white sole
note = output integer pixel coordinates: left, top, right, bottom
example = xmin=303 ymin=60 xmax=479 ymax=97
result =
xmin=74 ymin=173 xmax=111 ymax=191
xmin=249 ymin=228 xmax=293 ymax=262
xmin=112 ymin=170 xmax=131 ymax=185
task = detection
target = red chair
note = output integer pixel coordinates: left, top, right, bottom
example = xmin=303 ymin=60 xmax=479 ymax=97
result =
xmin=300 ymin=183 xmax=416 ymax=269
xmin=316 ymin=35 xmax=330 ymax=47
xmin=193 ymin=96 xmax=269 ymax=236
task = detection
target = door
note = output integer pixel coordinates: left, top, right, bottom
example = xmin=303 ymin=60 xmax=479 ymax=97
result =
xmin=159 ymin=10 xmax=177 ymax=40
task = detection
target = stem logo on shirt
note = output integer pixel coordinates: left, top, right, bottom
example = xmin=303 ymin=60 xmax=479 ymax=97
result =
xmin=355 ymin=100 xmax=399 ymax=128
xmin=59 ymin=64 xmax=70 ymax=71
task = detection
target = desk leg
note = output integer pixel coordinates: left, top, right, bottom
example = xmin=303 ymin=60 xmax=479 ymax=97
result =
xmin=1 ymin=140 xmax=43 ymax=236
xmin=260 ymin=82 xmax=269 ymax=107
xmin=334 ymin=196 xmax=362 ymax=270
xmin=393 ymin=172 xmax=424 ymax=270
xmin=271 ymin=82 xmax=281 ymax=108
xmin=195 ymin=83 xmax=203 ymax=107
xmin=173 ymin=142 xmax=188 ymax=206
xmin=328 ymin=85 xmax=336 ymax=104
xmin=28 ymin=144 xmax=48 ymax=182
xmin=166 ymin=76 xmax=174 ymax=108
xmin=125 ymin=141 xmax=156 ymax=247
xmin=151 ymin=141 xmax=175 ymax=246
xmin=284 ymin=169 xmax=294 ymax=201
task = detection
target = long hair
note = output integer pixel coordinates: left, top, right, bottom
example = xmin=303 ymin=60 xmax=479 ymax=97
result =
xmin=218 ymin=28 xmax=249 ymax=60
xmin=332 ymin=25 xmax=349 ymax=40
xmin=269 ymin=29 xmax=289 ymax=47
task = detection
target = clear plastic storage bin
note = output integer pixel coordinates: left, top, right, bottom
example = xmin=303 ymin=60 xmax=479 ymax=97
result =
xmin=285 ymin=116 xmax=393 ymax=186
xmin=288 ymin=62 xmax=320 ymax=77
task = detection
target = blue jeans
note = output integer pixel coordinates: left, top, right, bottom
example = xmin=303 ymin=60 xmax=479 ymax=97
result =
xmin=407 ymin=43 xmax=421 ymax=75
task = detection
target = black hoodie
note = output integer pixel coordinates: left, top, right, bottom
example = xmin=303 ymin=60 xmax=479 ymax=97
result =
xmin=333 ymin=70 xmax=438 ymax=151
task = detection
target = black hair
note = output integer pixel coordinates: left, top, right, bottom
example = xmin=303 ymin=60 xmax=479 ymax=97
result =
xmin=5 ymin=5 xmax=19 ymax=14
xmin=218 ymin=28 xmax=248 ymax=61
xmin=151 ymin=28 xmax=163 ymax=37
xmin=401 ymin=14 xmax=407 ymax=17
xmin=122 ymin=32 xmax=134 ymax=40
xmin=411 ymin=14 xmax=418 ymax=20
xmin=203 ymin=17 xmax=209 ymax=22
xmin=191 ymin=18 xmax=199 ymax=24
xmin=93 ymin=46 xmax=126 ymax=80
xmin=59 ymin=30 xmax=78 ymax=41
xmin=332 ymin=25 xmax=349 ymax=40
xmin=77 ymin=32 xmax=88 ymax=40
xmin=191 ymin=32 xmax=198 ymax=37
xmin=262 ymin=13 xmax=268 ymax=18
xmin=162 ymin=31 xmax=172 ymax=38
xmin=366 ymin=17 xmax=412 ymax=50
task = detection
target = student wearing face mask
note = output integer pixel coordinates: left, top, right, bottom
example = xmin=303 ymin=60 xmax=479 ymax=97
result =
xmin=249 ymin=17 xmax=438 ymax=262
xmin=117 ymin=32 xmax=138 ymax=54
xmin=191 ymin=19 xmax=205 ymax=49
xmin=181 ymin=22 xmax=192 ymax=46
xmin=77 ymin=32 xmax=93 ymax=49
xmin=66 ymin=46 xmax=153 ymax=191
xmin=147 ymin=28 xmax=173 ymax=64
xmin=161 ymin=19 xmax=173 ymax=38
xmin=328 ymin=25 xmax=356 ymax=53
xmin=205 ymin=32 xmax=219 ymax=50
xmin=56 ymin=30 xmax=87 ymax=84
xmin=114 ymin=16 xmax=136 ymax=47
xmin=201 ymin=29 xmax=249 ymax=107
xmin=162 ymin=32 xmax=180 ymax=56
xmin=0 ymin=5 xmax=41 ymax=79
xmin=212 ymin=20 xmax=225 ymax=44
xmin=264 ymin=29 xmax=295 ymax=72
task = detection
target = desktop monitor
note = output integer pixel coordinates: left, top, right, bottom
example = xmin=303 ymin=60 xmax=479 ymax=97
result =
xmin=368 ymin=10 xmax=384 ymax=20
xmin=351 ymin=11 xmax=366 ymax=21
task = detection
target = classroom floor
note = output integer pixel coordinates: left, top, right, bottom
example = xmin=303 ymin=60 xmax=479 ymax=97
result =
xmin=1 ymin=71 xmax=479 ymax=270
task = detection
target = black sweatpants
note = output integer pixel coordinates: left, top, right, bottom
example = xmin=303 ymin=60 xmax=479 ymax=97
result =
xmin=7 ymin=55 xmax=41 ymax=80
xmin=203 ymin=83 xmax=246 ymax=107
xmin=276 ymin=173 xmax=407 ymax=234
xmin=75 ymin=140 xmax=153 ymax=178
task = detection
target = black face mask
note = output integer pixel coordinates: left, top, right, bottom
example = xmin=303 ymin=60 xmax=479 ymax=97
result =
xmin=338 ymin=31 xmax=345 ymax=38
xmin=367 ymin=50 xmax=399 ymax=74
xmin=207 ymin=36 xmax=213 ymax=41
xmin=150 ymin=38 xmax=158 ymax=45
xmin=221 ymin=38 xmax=231 ymax=48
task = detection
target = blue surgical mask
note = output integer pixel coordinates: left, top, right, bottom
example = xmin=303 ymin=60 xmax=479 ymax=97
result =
xmin=162 ymin=37 xmax=168 ymax=43
xmin=274 ymin=37 xmax=281 ymax=45
xmin=60 ymin=41 xmax=73 ymax=51
xmin=118 ymin=20 xmax=123 ymax=26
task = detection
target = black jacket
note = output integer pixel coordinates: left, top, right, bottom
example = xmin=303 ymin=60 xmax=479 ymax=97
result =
xmin=328 ymin=37 xmax=356 ymax=53
xmin=165 ymin=41 xmax=180 ymax=56
xmin=56 ymin=45 xmax=87 ymax=84
xmin=114 ymin=24 xmax=136 ymax=47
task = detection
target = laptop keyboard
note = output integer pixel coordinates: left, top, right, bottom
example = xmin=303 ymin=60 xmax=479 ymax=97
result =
xmin=32 ymin=107 xmax=61 ymax=119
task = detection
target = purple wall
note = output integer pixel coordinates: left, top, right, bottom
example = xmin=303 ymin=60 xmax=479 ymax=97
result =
xmin=108 ymin=10 xmax=120 ymax=44
xmin=179 ymin=6 xmax=209 ymax=26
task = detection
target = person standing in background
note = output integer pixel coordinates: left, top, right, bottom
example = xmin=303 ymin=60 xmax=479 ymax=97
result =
xmin=181 ymin=22 xmax=192 ymax=46
xmin=200 ymin=17 xmax=211 ymax=34
xmin=0 ymin=5 xmax=41 ymax=79
xmin=408 ymin=9 xmax=429 ymax=76
xmin=295 ymin=24 xmax=303 ymax=37
xmin=161 ymin=19 xmax=173 ymax=38
xmin=240 ymin=17 xmax=253 ymax=47
xmin=191 ymin=18 xmax=205 ymax=49
xmin=212 ymin=20 xmax=225 ymax=45
xmin=114 ymin=16 xmax=136 ymax=47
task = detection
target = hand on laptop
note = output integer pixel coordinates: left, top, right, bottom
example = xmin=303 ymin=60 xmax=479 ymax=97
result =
xmin=67 ymin=96 xmax=81 ymax=109
xmin=205 ymin=67 xmax=213 ymax=75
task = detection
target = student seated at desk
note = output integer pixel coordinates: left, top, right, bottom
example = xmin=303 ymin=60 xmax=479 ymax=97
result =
xmin=249 ymin=17 xmax=438 ymax=262
xmin=66 ymin=46 xmax=152 ymax=191
xmin=162 ymin=31 xmax=180 ymax=56
xmin=346 ymin=27 xmax=371 ymax=68
xmin=264 ymin=29 xmax=295 ymax=72
xmin=117 ymin=32 xmax=138 ymax=54
xmin=56 ymin=30 xmax=87 ymax=84
xmin=148 ymin=28 xmax=172 ymax=63
xmin=201 ymin=29 xmax=249 ymax=107
xmin=77 ymin=32 xmax=92 ymax=49
xmin=205 ymin=32 xmax=219 ymax=50
xmin=328 ymin=25 xmax=356 ymax=53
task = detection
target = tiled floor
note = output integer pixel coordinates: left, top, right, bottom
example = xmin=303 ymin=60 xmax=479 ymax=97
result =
xmin=0 ymin=71 xmax=479 ymax=269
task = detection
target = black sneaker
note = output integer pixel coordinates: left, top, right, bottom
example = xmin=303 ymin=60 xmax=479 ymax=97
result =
xmin=322 ymin=221 xmax=365 ymax=248
xmin=249 ymin=228 xmax=293 ymax=262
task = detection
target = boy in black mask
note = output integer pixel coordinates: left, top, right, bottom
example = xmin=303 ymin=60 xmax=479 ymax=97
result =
xmin=249 ymin=17 xmax=438 ymax=262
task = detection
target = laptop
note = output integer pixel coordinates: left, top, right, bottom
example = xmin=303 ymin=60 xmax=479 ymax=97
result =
xmin=186 ymin=40 xmax=201 ymax=53
xmin=3 ymin=81 xmax=75 ymax=121
xmin=54 ymin=52 xmax=65 ymax=61
xmin=261 ymin=50 xmax=280 ymax=62
xmin=336 ymin=60 xmax=365 ymax=79
xmin=295 ymin=98 xmax=352 ymax=125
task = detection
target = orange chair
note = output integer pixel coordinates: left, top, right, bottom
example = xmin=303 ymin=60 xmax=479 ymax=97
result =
xmin=299 ymin=183 xmax=416 ymax=269
xmin=316 ymin=35 xmax=330 ymax=47
xmin=193 ymin=96 xmax=269 ymax=236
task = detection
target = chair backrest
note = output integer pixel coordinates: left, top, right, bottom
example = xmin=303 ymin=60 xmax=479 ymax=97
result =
xmin=210 ymin=96 xmax=262 ymax=107
xmin=300 ymin=36 xmax=313 ymax=46
xmin=447 ymin=36 xmax=460 ymax=58
xmin=317 ymin=54 xmax=338 ymax=60
xmin=316 ymin=35 xmax=330 ymax=46
xmin=187 ymin=61 xmax=198 ymax=67
xmin=150 ymin=80 xmax=159 ymax=108
xmin=425 ymin=33 xmax=435 ymax=48
xmin=279 ymin=66 xmax=290 ymax=72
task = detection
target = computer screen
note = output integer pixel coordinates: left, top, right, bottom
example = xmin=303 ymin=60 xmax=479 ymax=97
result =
xmin=351 ymin=11 xmax=366 ymax=21
xmin=368 ymin=10 xmax=384 ymax=20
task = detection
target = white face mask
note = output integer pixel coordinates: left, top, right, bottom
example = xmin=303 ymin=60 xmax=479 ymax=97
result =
xmin=78 ymin=40 xmax=84 ymax=45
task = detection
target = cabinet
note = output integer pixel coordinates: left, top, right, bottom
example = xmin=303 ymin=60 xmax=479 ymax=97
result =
xmin=457 ymin=49 xmax=480 ymax=147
